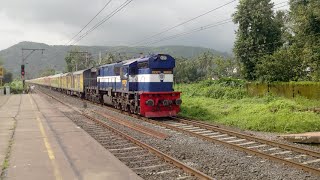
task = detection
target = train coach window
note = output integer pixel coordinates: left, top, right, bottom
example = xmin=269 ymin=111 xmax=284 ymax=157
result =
xmin=138 ymin=62 xmax=149 ymax=69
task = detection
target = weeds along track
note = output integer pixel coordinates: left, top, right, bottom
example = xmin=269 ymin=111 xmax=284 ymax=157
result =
xmin=145 ymin=117 xmax=320 ymax=176
xmin=37 ymin=89 xmax=214 ymax=180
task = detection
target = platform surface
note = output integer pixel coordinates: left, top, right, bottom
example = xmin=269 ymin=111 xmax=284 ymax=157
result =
xmin=281 ymin=132 xmax=320 ymax=144
xmin=0 ymin=94 xmax=142 ymax=180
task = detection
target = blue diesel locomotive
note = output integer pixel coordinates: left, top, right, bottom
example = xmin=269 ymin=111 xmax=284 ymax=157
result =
xmin=84 ymin=54 xmax=182 ymax=117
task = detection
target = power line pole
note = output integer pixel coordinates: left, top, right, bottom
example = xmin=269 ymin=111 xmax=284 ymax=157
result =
xmin=0 ymin=66 xmax=3 ymax=87
xmin=21 ymin=48 xmax=45 ymax=90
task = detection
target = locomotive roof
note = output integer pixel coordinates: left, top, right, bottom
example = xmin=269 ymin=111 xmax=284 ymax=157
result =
xmin=73 ymin=69 xmax=88 ymax=75
xmin=98 ymin=54 xmax=166 ymax=68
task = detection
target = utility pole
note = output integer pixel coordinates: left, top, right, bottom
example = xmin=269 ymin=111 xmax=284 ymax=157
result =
xmin=21 ymin=48 xmax=45 ymax=89
xmin=0 ymin=66 xmax=3 ymax=87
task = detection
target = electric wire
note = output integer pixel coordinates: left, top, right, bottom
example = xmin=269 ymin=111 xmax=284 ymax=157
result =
xmin=129 ymin=0 xmax=237 ymax=46
xmin=109 ymin=0 xmax=289 ymax=54
xmin=71 ymin=0 xmax=133 ymax=45
xmin=45 ymin=0 xmax=133 ymax=65
xmin=66 ymin=0 xmax=113 ymax=45
xmin=45 ymin=0 xmax=291 ymax=70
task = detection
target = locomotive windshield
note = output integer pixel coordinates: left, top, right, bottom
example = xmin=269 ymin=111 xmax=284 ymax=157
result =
xmin=138 ymin=61 xmax=149 ymax=69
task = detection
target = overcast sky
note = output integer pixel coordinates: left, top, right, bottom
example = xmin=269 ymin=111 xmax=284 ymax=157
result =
xmin=0 ymin=0 xmax=288 ymax=53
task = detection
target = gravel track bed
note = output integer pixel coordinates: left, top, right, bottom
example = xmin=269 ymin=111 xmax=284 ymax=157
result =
xmin=39 ymin=88 xmax=320 ymax=179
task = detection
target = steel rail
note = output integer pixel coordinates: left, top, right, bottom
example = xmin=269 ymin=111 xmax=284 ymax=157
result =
xmin=93 ymin=110 xmax=168 ymax=139
xmin=84 ymin=114 xmax=214 ymax=180
xmin=140 ymin=117 xmax=320 ymax=176
xmin=37 ymin=89 xmax=214 ymax=180
xmin=174 ymin=117 xmax=320 ymax=158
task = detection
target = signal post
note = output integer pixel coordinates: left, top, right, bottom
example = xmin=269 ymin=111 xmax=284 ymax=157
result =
xmin=21 ymin=48 xmax=45 ymax=89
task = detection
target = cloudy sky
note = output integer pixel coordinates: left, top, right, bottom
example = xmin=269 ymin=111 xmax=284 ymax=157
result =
xmin=0 ymin=0 xmax=288 ymax=53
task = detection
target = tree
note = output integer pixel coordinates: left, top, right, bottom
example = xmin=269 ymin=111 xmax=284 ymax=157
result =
xmin=256 ymin=46 xmax=305 ymax=82
xmin=212 ymin=57 xmax=239 ymax=78
xmin=100 ymin=53 xmax=116 ymax=65
xmin=173 ymin=52 xmax=239 ymax=83
xmin=289 ymin=0 xmax=320 ymax=80
xmin=233 ymin=0 xmax=283 ymax=80
xmin=174 ymin=57 xmax=199 ymax=83
xmin=3 ymin=72 xmax=13 ymax=83
xmin=40 ymin=68 xmax=56 ymax=77
xmin=65 ymin=49 xmax=96 ymax=72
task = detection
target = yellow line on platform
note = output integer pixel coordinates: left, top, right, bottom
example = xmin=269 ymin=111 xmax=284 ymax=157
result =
xmin=28 ymin=95 xmax=62 ymax=180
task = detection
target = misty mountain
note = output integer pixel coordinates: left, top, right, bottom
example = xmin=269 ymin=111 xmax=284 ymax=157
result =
xmin=0 ymin=41 xmax=229 ymax=78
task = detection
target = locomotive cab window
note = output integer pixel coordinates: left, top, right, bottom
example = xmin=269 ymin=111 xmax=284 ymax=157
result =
xmin=138 ymin=61 xmax=149 ymax=69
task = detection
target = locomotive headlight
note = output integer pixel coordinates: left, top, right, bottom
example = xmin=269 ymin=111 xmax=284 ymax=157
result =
xmin=146 ymin=99 xmax=155 ymax=106
xmin=160 ymin=55 xmax=167 ymax=61
xmin=175 ymin=98 xmax=182 ymax=105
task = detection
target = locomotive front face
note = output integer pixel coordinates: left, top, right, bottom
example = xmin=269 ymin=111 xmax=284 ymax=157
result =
xmin=133 ymin=54 xmax=182 ymax=117
xmin=129 ymin=54 xmax=175 ymax=92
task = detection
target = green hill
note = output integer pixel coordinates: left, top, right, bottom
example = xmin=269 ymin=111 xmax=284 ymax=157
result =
xmin=0 ymin=41 xmax=229 ymax=78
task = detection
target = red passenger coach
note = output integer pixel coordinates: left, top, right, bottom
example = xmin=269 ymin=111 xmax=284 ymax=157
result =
xmin=140 ymin=92 xmax=182 ymax=118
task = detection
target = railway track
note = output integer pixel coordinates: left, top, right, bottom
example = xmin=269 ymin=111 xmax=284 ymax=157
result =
xmin=37 ymin=87 xmax=320 ymax=176
xmin=37 ymin=89 xmax=214 ymax=180
xmin=141 ymin=117 xmax=320 ymax=176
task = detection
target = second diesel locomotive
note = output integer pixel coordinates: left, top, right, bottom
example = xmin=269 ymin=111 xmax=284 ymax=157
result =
xmin=28 ymin=54 xmax=182 ymax=117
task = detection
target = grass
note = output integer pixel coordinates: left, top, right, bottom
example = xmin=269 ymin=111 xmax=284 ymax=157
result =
xmin=175 ymin=79 xmax=320 ymax=133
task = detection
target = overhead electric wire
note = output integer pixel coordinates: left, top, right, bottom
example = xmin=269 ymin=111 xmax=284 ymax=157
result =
xmin=45 ymin=0 xmax=133 ymax=63
xmin=110 ymin=0 xmax=289 ymax=54
xmin=146 ymin=19 xmax=233 ymax=45
xmin=71 ymin=0 xmax=133 ymax=45
xmin=48 ymin=0 xmax=290 ymax=64
xmin=144 ymin=1 xmax=289 ymax=45
xmin=66 ymin=0 xmax=113 ymax=45
xmin=136 ymin=1 xmax=290 ymax=45
xmin=129 ymin=0 xmax=237 ymax=46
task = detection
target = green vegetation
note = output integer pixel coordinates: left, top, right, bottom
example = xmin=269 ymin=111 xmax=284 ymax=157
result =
xmin=233 ymin=0 xmax=320 ymax=82
xmin=176 ymin=80 xmax=320 ymax=133
xmin=233 ymin=0 xmax=283 ymax=80
xmin=4 ymin=80 xmax=24 ymax=94
xmin=65 ymin=48 xmax=96 ymax=72
xmin=174 ymin=53 xmax=239 ymax=83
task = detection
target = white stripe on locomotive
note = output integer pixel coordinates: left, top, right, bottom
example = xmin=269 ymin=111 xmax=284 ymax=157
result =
xmin=97 ymin=74 xmax=173 ymax=83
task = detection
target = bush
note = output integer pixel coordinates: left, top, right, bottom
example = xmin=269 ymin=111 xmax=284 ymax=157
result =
xmin=176 ymin=79 xmax=247 ymax=99
xmin=5 ymin=80 xmax=24 ymax=94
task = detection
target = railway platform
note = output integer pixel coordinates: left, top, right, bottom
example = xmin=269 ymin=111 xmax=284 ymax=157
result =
xmin=0 ymin=94 xmax=142 ymax=180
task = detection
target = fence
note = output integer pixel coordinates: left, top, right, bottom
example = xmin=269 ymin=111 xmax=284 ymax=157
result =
xmin=246 ymin=82 xmax=320 ymax=100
